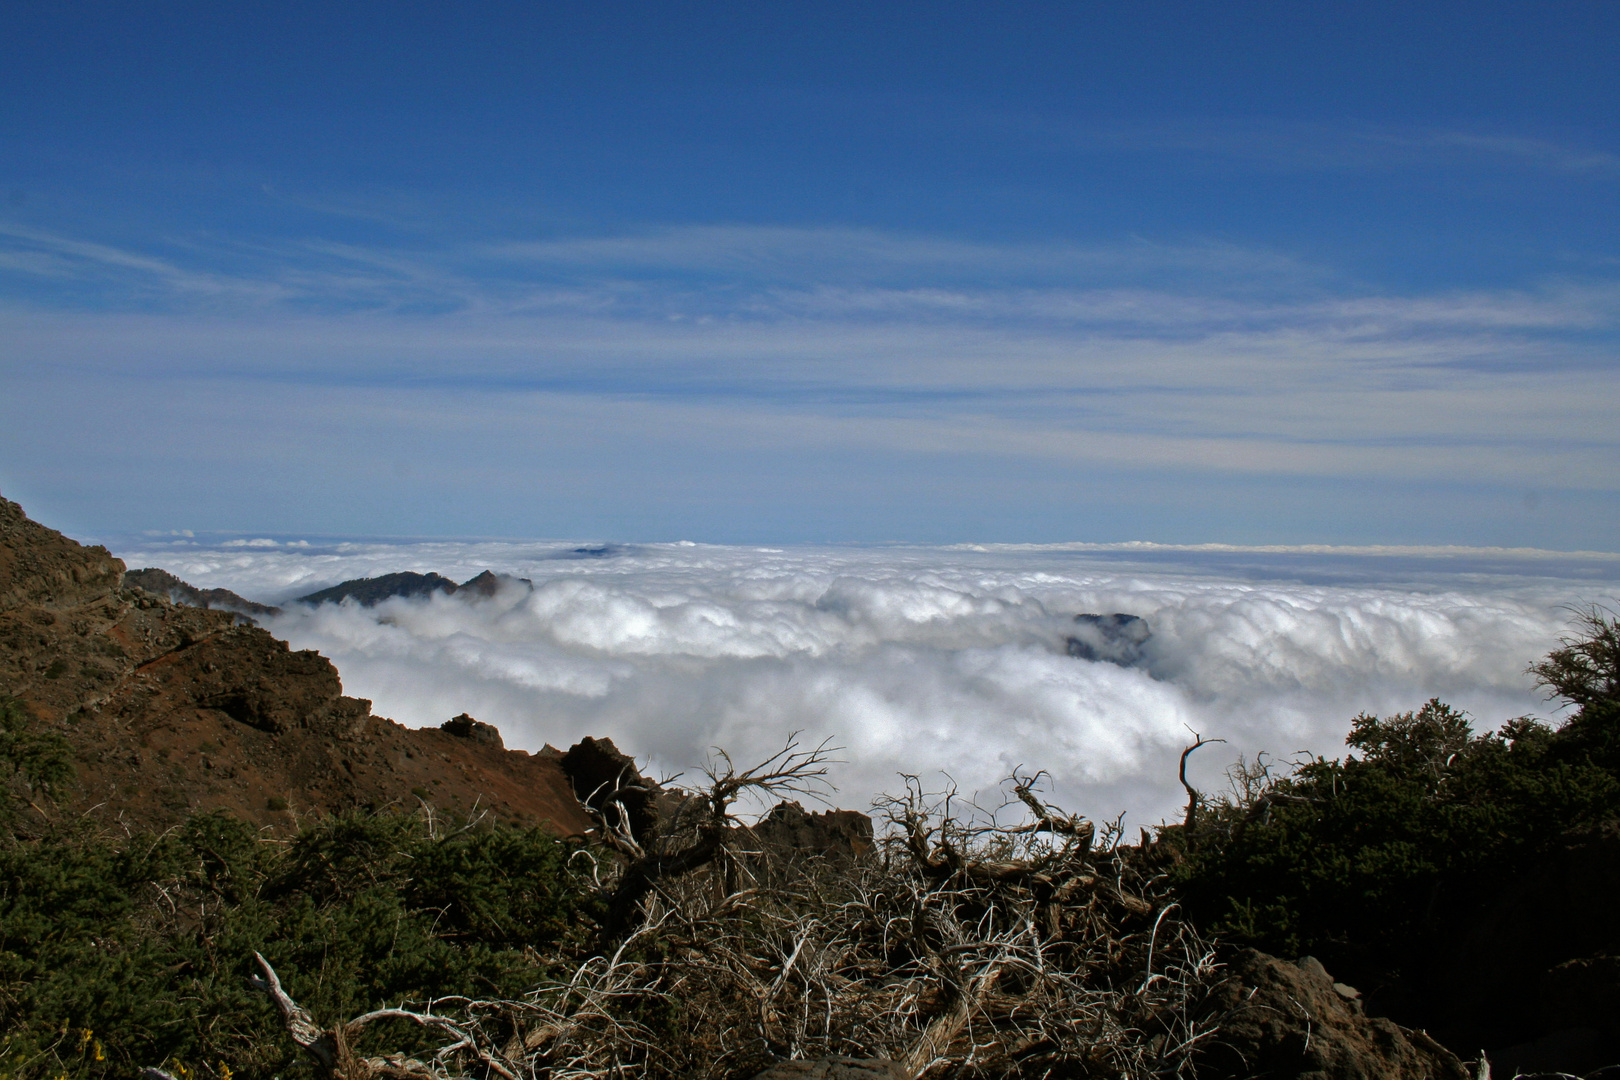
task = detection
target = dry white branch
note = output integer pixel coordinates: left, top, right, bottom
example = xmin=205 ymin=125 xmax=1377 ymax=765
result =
xmin=253 ymin=761 xmax=1227 ymax=1080
xmin=250 ymin=951 xmax=337 ymax=1072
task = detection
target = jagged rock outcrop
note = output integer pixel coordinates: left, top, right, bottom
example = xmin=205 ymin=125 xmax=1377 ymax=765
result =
xmin=1197 ymin=949 xmax=1469 ymax=1080
xmin=122 ymin=566 xmax=281 ymax=620
xmin=441 ymin=711 xmax=505 ymax=747
xmin=297 ymin=569 xmax=532 ymax=607
xmin=747 ymin=800 xmax=875 ymax=859
xmin=561 ymin=735 xmax=662 ymax=844
xmin=0 ymin=494 xmax=592 ymax=835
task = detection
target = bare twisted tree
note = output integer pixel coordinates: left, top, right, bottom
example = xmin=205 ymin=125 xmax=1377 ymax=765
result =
xmin=252 ymin=746 xmax=1227 ymax=1080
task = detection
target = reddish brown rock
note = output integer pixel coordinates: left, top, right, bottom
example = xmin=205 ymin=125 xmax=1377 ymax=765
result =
xmin=746 ymin=800 xmax=874 ymax=859
xmin=0 ymin=494 xmax=592 ymax=836
xmin=122 ymin=566 xmax=281 ymax=620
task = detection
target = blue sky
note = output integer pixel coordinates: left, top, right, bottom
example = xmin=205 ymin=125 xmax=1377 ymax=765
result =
xmin=2 ymin=2 xmax=1617 ymax=546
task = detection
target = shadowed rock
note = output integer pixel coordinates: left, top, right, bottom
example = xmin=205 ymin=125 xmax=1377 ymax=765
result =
xmin=1196 ymin=949 xmax=1468 ymax=1080
xmin=562 ymin=735 xmax=662 ymax=845
xmin=1066 ymin=612 xmax=1151 ymax=666
xmin=298 ymin=571 xmax=460 ymax=606
xmin=747 ymin=800 xmax=874 ymax=860
xmin=441 ymin=711 xmax=504 ymax=748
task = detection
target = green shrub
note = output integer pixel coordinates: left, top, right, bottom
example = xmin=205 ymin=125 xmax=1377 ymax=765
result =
xmin=0 ymin=809 xmax=592 ymax=1080
xmin=1171 ymin=609 xmax=1620 ymax=995
xmin=0 ymin=695 xmax=74 ymax=801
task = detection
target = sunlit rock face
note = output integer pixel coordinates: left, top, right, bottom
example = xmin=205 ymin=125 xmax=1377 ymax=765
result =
xmin=0 ymin=494 xmax=594 ymax=836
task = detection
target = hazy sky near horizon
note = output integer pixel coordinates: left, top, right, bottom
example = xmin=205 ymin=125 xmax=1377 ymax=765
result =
xmin=3 ymin=2 xmax=1618 ymax=547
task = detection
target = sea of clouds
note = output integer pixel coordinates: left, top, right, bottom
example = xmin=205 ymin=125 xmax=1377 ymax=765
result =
xmin=111 ymin=535 xmax=1620 ymax=828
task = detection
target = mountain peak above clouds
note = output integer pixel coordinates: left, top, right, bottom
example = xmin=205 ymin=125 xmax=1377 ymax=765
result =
xmin=1066 ymin=612 xmax=1152 ymax=666
xmin=297 ymin=569 xmax=533 ymax=607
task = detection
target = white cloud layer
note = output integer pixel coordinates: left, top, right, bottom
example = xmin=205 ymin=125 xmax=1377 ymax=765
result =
xmin=114 ymin=538 xmax=1615 ymax=827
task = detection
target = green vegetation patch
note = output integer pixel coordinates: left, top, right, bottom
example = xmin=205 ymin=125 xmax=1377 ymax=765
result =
xmin=1171 ymin=609 xmax=1620 ymax=1001
xmin=0 ymin=696 xmax=73 ymax=806
xmin=0 ymin=800 xmax=594 ymax=1080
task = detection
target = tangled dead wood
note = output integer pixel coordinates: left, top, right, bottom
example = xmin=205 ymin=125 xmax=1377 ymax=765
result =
xmin=253 ymin=743 xmax=1227 ymax=1080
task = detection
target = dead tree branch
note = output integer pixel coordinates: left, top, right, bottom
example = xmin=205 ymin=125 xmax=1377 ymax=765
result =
xmin=592 ymin=735 xmax=841 ymax=941
xmin=250 ymin=951 xmax=337 ymax=1073
xmin=1179 ymin=731 xmax=1227 ymax=834
xmin=254 ymin=758 xmax=1227 ymax=1080
xmin=250 ymin=952 xmax=521 ymax=1080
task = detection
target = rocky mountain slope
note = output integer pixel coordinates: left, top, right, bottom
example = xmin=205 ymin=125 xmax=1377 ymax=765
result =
xmin=122 ymin=566 xmax=282 ymax=620
xmin=0 ymin=494 xmax=592 ymax=835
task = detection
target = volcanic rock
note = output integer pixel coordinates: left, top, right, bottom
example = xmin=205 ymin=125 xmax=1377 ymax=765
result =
xmin=442 ymin=711 xmax=504 ymax=748
xmin=0 ymin=494 xmax=592 ymax=835
xmin=1196 ymin=949 xmax=1469 ymax=1080
xmin=561 ymin=735 xmax=661 ymax=844
xmin=747 ymin=800 xmax=874 ymax=860
xmin=123 ymin=567 xmax=282 ymax=621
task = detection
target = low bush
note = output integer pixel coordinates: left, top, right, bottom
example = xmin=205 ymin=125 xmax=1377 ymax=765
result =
xmin=1169 ymin=608 xmax=1620 ymax=1006
xmin=0 ymin=696 xmax=73 ymax=812
xmin=0 ymin=804 xmax=591 ymax=1080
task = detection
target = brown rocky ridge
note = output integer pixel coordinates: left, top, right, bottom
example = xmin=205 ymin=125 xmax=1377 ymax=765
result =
xmin=0 ymin=493 xmax=592 ymax=836
xmin=122 ymin=566 xmax=282 ymax=621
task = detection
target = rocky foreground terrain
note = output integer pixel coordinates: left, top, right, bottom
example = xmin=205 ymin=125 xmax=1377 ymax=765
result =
xmin=4 ymin=492 xmax=1617 ymax=1080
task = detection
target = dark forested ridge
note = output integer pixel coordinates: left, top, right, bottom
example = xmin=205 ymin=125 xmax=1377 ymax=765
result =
xmin=3 ymin=492 xmax=1618 ymax=1080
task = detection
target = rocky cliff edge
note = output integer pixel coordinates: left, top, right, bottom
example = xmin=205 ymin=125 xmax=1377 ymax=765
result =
xmin=0 ymin=495 xmax=593 ymax=836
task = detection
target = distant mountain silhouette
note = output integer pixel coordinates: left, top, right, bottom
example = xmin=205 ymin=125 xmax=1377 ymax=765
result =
xmin=297 ymin=569 xmax=532 ymax=606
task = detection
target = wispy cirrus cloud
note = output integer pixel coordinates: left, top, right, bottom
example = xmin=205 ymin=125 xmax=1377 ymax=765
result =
xmin=6 ymin=219 xmax=1618 ymax=345
xmin=3 ymin=220 xmax=1331 ymax=311
xmin=2 ymin=218 xmax=1618 ymax=539
xmin=0 ymin=222 xmax=296 ymax=305
xmin=1001 ymin=116 xmax=1620 ymax=176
